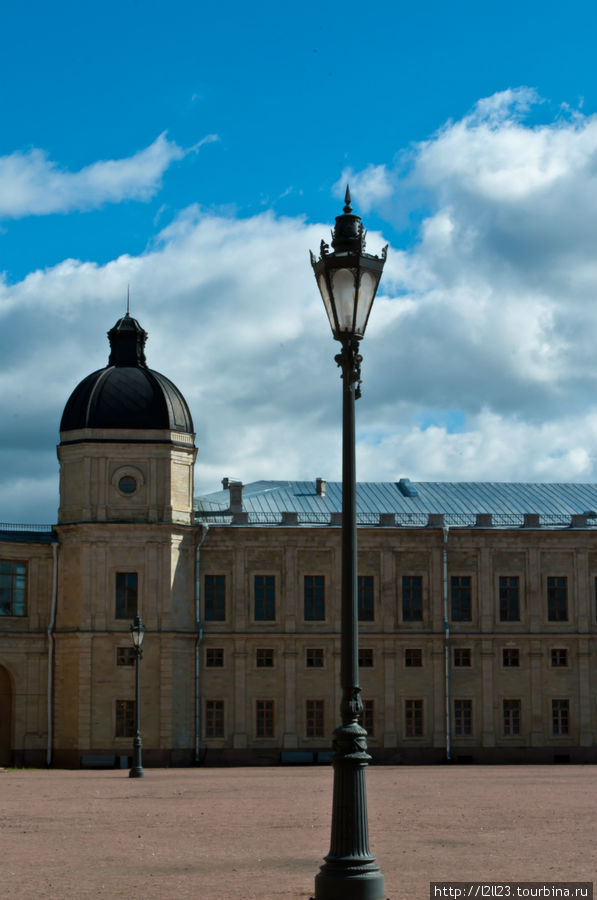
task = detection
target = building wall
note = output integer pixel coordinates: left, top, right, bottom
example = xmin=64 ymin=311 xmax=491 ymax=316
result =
xmin=1 ymin=519 xmax=596 ymax=766
xmin=0 ymin=539 xmax=55 ymax=765
xmin=198 ymin=524 xmax=597 ymax=763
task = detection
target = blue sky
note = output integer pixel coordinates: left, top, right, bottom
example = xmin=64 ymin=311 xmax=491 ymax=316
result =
xmin=3 ymin=0 xmax=597 ymax=522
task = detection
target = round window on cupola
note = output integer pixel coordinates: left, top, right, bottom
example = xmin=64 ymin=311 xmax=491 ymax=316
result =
xmin=112 ymin=466 xmax=145 ymax=497
xmin=118 ymin=475 xmax=137 ymax=494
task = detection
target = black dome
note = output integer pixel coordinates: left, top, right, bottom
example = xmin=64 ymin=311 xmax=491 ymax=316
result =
xmin=60 ymin=313 xmax=194 ymax=434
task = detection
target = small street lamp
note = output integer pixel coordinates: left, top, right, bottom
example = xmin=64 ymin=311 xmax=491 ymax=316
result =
xmin=309 ymin=187 xmax=387 ymax=900
xmin=129 ymin=614 xmax=145 ymax=778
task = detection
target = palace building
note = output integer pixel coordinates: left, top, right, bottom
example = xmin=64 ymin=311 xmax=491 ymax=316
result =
xmin=1 ymin=315 xmax=596 ymax=766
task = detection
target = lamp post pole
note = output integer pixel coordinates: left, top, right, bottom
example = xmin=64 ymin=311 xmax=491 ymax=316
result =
xmin=310 ymin=189 xmax=387 ymax=900
xmin=129 ymin=614 xmax=145 ymax=778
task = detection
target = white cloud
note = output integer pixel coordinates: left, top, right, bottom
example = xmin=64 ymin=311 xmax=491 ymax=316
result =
xmin=4 ymin=89 xmax=597 ymax=522
xmin=0 ymin=132 xmax=217 ymax=219
xmin=333 ymin=164 xmax=394 ymax=212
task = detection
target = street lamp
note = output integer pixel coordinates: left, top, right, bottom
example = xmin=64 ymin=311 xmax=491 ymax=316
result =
xmin=309 ymin=187 xmax=387 ymax=900
xmin=129 ymin=614 xmax=145 ymax=778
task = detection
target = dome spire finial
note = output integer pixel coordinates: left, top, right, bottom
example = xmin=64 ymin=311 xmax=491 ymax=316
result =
xmin=126 ymin=284 xmax=130 ymax=316
xmin=343 ymin=184 xmax=352 ymax=214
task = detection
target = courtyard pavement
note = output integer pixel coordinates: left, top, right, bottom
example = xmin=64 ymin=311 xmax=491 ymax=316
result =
xmin=0 ymin=765 xmax=594 ymax=899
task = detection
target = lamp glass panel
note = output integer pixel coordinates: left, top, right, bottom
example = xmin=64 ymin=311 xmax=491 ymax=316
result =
xmin=331 ymin=268 xmax=357 ymax=332
xmin=317 ymin=273 xmax=337 ymax=333
xmin=131 ymin=624 xmax=144 ymax=647
xmin=354 ymin=270 xmax=380 ymax=335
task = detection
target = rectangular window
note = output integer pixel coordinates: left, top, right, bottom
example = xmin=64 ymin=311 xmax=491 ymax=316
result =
xmin=454 ymin=699 xmax=472 ymax=736
xmin=204 ymin=574 xmax=226 ymax=621
xmin=358 ymin=575 xmax=374 ymax=621
xmin=115 ymin=572 xmax=137 ymax=620
xmin=206 ymin=648 xmax=224 ymax=667
xmin=402 ymin=575 xmax=423 ymax=621
xmin=306 ymin=648 xmax=324 ymax=668
xmin=360 ymin=699 xmax=375 ymax=736
xmin=454 ymin=648 xmax=471 ymax=667
xmin=256 ymin=648 xmax=274 ymax=667
xmin=116 ymin=647 xmax=136 ymax=667
xmin=502 ymin=648 xmax=520 ymax=667
xmin=547 ymin=576 xmax=568 ymax=622
xmin=254 ymin=575 xmax=275 ymax=621
xmin=0 ymin=560 xmax=26 ymax=616
xmin=405 ymin=699 xmax=423 ymax=737
xmin=256 ymin=700 xmax=274 ymax=738
xmin=499 ymin=575 xmax=520 ymax=622
xmin=304 ymin=575 xmax=325 ymax=621
xmin=503 ymin=699 xmax=521 ymax=737
xmin=205 ymin=700 xmax=225 ymax=738
xmin=552 ymin=699 xmax=569 ymax=736
xmin=115 ymin=700 xmax=135 ymax=738
xmin=306 ymin=700 xmax=325 ymax=738
xmin=358 ymin=648 xmax=374 ymax=668
xmin=551 ymin=648 xmax=568 ymax=667
xmin=451 ymin=576 xmax=472 ymax=621
xmin=404 ymin=648 xmax=422 ymax=667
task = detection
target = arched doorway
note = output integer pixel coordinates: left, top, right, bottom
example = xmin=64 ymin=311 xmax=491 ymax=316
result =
xmin=0 ymin=666 xmax=12 ymax=766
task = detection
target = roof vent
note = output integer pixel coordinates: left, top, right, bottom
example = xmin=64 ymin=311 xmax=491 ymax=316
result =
xmin=427 ymin=513 xmax=444 ymax=528
xmin=523 ymin=513 xmax=540 ymax=528
xmin=330 ymin=512 xmax=342 ymax=526
xmin=379 ymin=513 xmax=395 ymax=526
xmin=475 ymin=513 xmax=492 ymax=528
xmin=281 ymin=512 xmax=298 ymax=525
xmin=316 ymin=477 xmax=326 ymax=497
xmin=397 ymin=478 xmax=418 ymax=498
xmin=570 ymin=514 xmax=588 ymax=528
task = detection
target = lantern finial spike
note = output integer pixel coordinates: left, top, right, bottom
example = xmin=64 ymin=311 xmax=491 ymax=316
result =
xmin=344 ymin=185 xmax=352 ymax=214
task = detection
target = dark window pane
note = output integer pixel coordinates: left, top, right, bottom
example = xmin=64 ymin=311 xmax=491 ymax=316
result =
xmin=206 ymin=648 xmax=224 ymax=667
xmin=306 ymin=700 xmax=324 ymax=737
xmin=451 ymin=576 xmax=471 ymax=621
xmin=547 ymin=577 xmax=568 ymax=621
xmin=116 ymin=572 xmax=137 ymax=620
xmin=254 ymin=575 xmax=275 ymax=621
xmin=402 ymin=575 xmax=423 ymax=621
xmin=454 ymin=699 xmax=472 ymax=736
xmin=405 ymin=699 xmax=423 ymax=737
xmin=502 ymin=648 xmax=520 ymax=667
xmin=551 ymin=648 xmax=568 ymax=667
xmin=0 ymin=560 xmax=27 ymax=616
xmin=358 ymin=576 xmax=374 ymax=621
xmin=499 ymin=576 xmax=520 ymax=621
xmin=116 ymin=648 xmax=136 ymax=667
xmin=454 ymin=648 xmax=471 ymax=667
xmin=304 ymin=575 xmax=325 ymax=621
xmin=206 ymin=700 xmax=225 ymax=738
xmin=306 ymin=648 xmax=324 ymax=668
xmin=115 ymin=700 xmax=135 ymax=738
xmin=358 ymin=648 xmax=373 ymax=668
xmin=256 ymin=648 xmax=274 ymax=667
xmin=552 ymin=699 xmax=569 ymax=736
xmin=204 ymin=574 xmax=226 ymax=621
xmin=503 ymin=699 xmax=521 ymax=736
xmin=256 ymin=700 xmax=274 ymax=737
xmin=404 ymin=648 xmax=422 ymax=667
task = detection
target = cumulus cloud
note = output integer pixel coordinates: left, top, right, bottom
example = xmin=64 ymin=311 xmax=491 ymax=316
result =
xmin=0 ymin=132 xmax=218 ymax=219
xmin=4 ymin=89 xmax=597 ymax=523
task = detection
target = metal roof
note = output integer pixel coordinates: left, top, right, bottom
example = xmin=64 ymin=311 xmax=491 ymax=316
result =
xmin=0 ymin=524 xmax=56 ymax=544
xmin=195 ymin=480 xmax=597 ymax=527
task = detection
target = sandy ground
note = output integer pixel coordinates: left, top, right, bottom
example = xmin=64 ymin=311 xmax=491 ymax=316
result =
xmin=0 ymin=765 xmax=594 ymax=899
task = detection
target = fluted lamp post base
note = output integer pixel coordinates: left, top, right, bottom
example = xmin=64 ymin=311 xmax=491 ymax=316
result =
xmin=312 ymin=722 xmax=385 ymax=900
